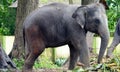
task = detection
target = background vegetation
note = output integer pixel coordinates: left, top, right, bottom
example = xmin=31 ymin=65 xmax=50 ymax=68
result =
xmin=0 ymin=0 xmax=120 ymax=36
xmin=0 ymin=0 xmax=16 ymax=35
xmin=107 ymin=0 xmax=120 ymax=33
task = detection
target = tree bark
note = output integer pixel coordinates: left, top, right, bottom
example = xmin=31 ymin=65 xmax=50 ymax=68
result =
xmin=82 ymin=0 xmax=99 ymax=5
xmin=82 ymin=0 xmax=109 ymax=9
xmin=9 ymin=0 xmax=39 ymax=59
xmin=69 ymin=0 xmax=73 ymax=4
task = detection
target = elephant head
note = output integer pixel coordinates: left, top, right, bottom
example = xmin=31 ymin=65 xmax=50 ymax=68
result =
xmin=72 ymin=3 xmax=110 ymax=63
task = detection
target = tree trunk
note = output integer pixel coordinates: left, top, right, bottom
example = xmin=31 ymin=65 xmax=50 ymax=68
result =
xmin=82 ymin=0 xmax=109 ymax=9
xmin=69 ymin=0 xmax=73 ymax=4
xmin=9 ymin=0 xmax=39 ymax=59
xmin=82 ymin=0 xmax=99 ymax=5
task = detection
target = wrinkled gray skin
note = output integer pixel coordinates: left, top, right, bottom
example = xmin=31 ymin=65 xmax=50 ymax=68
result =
xmin=0 ymin=44 xmax=16 ymax=69
xmin=106 ymin=19 xmax=120 ymax=58
xmin=0 ymin=46 xmax=8 ymax=69
xmin=23 ymin=3 xmax=109 ymax=71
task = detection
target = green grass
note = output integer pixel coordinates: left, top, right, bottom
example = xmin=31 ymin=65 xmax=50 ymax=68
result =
xmin=33 ymin=57 xmax=59 ymax=69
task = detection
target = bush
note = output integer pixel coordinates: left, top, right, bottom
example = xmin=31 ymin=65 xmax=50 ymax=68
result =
xmin=13 ymin=58 xmax=24 ymax=69
xmin=13 ymin=57 xmax=59 ymax=70
xmin=0 ymin=0 xmax=16 ymax=35
xmin=55 ymin=58 xmax=66 ymax=67
xmin=33 ymin=57 xmax=59 ymax=69
xmin=107 ymin=0 xmax=120 ymax=34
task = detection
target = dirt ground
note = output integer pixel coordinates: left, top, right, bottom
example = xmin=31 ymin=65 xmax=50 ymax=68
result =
xmin=2 ymin=68 xmax=70 ymax=72
xmin=1 ymin=53 xmax=120 ymax=72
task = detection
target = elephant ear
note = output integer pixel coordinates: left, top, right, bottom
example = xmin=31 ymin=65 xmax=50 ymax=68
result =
xmin=72 ymin=6 xmax=87 ymax=28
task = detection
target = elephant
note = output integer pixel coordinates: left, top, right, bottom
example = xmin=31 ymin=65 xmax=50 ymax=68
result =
xmin=0 ymin=44 xmax=16 ymax=69
xmin=106 ymin=19 xmax=120 ymax=58
xmin=0 ymin=44 xmax=8 ymax=69
xmin=22 ymin=3 xmax=109 ymax=71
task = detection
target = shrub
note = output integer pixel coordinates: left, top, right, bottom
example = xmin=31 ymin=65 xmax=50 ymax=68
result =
xmin=0 ymin=0 xmax=16 ymax=35
xmin=107 ymin=0 xmax=120 ymax=34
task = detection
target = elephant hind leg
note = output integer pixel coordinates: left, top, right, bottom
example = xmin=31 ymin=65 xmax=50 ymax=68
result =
xmin=23 ymin=28 xmax=45 ymax=72
xmin=23 ymin=42 xmax=45 ymax=72
xmin=106 ymin=45 xmax=118 ymax=58
xmin=68 ymin=43 xmax=79 ymax=70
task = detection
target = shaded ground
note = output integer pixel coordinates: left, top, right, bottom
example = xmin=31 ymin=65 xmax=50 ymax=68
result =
xmin=1 ymin=53 xmax=120 ymax=72
xmin=1 ymin=68 xmax=70 ymax=72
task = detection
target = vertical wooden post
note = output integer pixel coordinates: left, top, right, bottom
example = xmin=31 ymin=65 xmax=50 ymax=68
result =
xmin=51 ymin=48 xmax=55 ymax=63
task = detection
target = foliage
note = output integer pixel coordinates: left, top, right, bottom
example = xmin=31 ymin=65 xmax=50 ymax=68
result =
xmin=72 ymin=55 xmax=120 ymax=72
xmin=13 ymin=57 xmax=59 ymax=70
xmin=0 ymin=0 xmax=16 ymax=35
xmin=1 ymin=0 xmax=119 ymax=35
xmin=100 ymin=56 xmax=120 ymax=72
xmin=55 ymin=58 xmax=66 ymax=66
xmin=39 ymin=0 xmax=48 ymax=4
xmin=12 ymin=55 xmax=120 ymax=71
xmin=13 ymin=58 xmax=24 ymax=69
xmin=107 ymin=0 xmax=120 ymax=33
xmin=33 ymin=57 xmax=59 ymax=69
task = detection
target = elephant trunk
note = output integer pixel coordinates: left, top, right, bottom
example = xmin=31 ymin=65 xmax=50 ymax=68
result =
xmin=98 ymin=27 xmax=109 ymax=63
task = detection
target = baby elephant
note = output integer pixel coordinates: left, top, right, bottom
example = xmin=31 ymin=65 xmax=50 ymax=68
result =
xmin=22 ymin=2 xmax=109 ymax=72
xmin=106 ymin=19 xmax=120 ymax=58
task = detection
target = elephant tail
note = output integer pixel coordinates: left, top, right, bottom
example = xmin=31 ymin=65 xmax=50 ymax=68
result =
xmin=23 ymin=27 xmax=25 ymax=49
xmin=116 ymin=19 xmax=120 ymax=36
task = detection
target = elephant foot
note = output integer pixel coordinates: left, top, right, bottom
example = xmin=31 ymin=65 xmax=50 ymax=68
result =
xmin=22 ymin=66 xmax=33 ymax=72
xmin=106 ymin=48 xmax=114 ymax=58
xmin=22 ymin=69 xmax=32 ymax=72
xmin=106 ymin=53 xmax=114 ymax=58
xmin=77 ymin=62 xmax=84 ymax=66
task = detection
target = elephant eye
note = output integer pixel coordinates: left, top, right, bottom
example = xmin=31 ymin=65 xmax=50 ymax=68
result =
xmin=94 ymin=18 xmax=100 ymax=24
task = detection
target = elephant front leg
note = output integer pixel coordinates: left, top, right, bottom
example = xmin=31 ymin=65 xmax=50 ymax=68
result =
xmin=79 ymin=39 xmax=90 ymax=68
xmin=68 ymin=43 xmax=79 ymax=70
xmin=68 ymin=36 xmax=90 ymax=69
